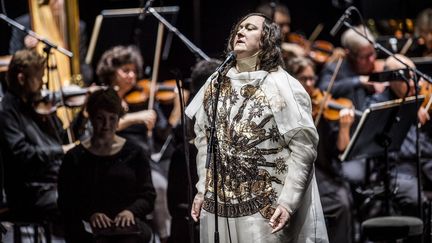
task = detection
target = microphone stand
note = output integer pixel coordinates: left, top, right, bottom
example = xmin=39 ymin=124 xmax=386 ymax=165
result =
xmin=205 ymin=71 xmax=226 ymax=243
xmin=147 ymin=8 xmax=210 ymax=62
xmin=338 ymin=13 xmax=428 ymax=219
xmin=133 ymin=0 xmax=156 ymax=47
xmin=0 ymin=14 xmax=73 ymax=58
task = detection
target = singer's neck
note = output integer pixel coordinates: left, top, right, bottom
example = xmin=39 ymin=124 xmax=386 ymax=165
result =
xmin=236 ymin=52 xmax=260 ymax=73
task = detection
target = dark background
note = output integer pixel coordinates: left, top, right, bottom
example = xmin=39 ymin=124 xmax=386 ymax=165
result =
xmin=1 ymin=0 xmax=431 ymax=80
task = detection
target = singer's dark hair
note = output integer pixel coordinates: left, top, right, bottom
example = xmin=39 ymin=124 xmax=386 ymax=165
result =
xmin=226 ymin=13 xmax=284 ymax=72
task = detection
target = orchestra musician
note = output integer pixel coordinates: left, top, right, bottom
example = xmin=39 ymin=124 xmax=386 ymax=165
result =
xmin=0 ymin=49 xmax=83 ymax=225
xmin=186 ymin=13 xmax=328 ymax=242
xmin=415 ymin=8 xmax=432 ymax=57
xmin=361 ymin=54 xmax=432 ymax=218
xmin=256 ymin=2 xmax=291 ymax=42
xmin=287 ymin=56 xmax=355 ymax=243
xmin=58 ymin=88 xmax=156 ymax=243
xmin=96 ymin=45 xmax=173 ymax=243
xmin=318 ymin=25 xmax=386 ymax=109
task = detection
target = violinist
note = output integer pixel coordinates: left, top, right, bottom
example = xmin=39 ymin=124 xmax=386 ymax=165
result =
xmin=96 ymin=45 xmax=172 ymax=243
xmin=363 ymin=54 xmax=432 ymax=217
xmin=0 ymin=49 xmax=83 ymax=224
xmin=287 ymin=56 xmax=354 ymax=243
xmin=256 ymin=2 xmax=291 ymax=42
xmin=415 ymin=8 xmax=432 ymax=57
xmin=318 ymin=25 xmax=386 ymax=109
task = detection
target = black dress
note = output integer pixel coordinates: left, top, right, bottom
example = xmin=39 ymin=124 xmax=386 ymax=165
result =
xmin=58 ymin=139 xmax=156 ymax=243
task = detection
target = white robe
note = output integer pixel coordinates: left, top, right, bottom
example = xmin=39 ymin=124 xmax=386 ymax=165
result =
xmin=186 ymin=67 xmax=328 ymax=243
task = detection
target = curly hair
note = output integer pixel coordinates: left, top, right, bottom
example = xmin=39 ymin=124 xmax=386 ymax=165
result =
xmin=226 ymin=13 xmax=284 ymax=72
xmin=86 ymin=87 xmax=125 ymax=119
xmin=7 ymin=49 xmax=45 ymax=94
xmin=96 ymin=45 xmax=143 ymax=85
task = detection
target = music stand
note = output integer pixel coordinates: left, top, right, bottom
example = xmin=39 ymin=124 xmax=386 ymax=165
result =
xmin=341 ymin=96 xmax=424 ymax=162
xmin=85 ymin=6 xmax=179 ymax=81
xmin=341 ymin=95 xmax=424 ymax=214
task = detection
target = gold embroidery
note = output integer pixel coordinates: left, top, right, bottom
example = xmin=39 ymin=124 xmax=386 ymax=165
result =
xmin=202 ymin=77 xmax=286 ymax=218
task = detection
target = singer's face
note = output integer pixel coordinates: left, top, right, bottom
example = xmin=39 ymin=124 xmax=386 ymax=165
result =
xmin=234 ymin=15 xmax=264 ymax=59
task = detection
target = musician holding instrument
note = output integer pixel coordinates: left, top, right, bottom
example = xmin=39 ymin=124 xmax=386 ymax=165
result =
xmin=186 ymin=13 xmax=328 ymax=242
xmin=362 ymin=54 xmax=432 ymax=217
xmin=287 ymin=56 xmax=355 ymax=243
xmin=96 ymin=45 xmax=173 ymax=243
xmin=415 ymin=8 xmax=432 ymax=57
xmin=0 ymin=49 xmax=84 ymax=224
xmin=318 ymin=25 xmax=386 ymax=109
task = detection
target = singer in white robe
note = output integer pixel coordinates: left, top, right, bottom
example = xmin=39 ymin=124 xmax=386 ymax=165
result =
xmin=186 ymin=13 xmax=328 ymax=243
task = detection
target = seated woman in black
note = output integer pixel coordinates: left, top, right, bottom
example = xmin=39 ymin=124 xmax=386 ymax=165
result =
xmin=58 ymin=88 xmax=156 ymax=243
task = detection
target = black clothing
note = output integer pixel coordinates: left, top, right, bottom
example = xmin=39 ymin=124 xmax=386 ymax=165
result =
xmin=0 ymin=92 xmax=65 ymax=217
xmin=58 ymin=140 xmax=156 ymax=243
xmin=362 ymin=89 xmax=430 ymax=216
xmin=315 ymin=119 xmax=353 ymax=243
xmin=319 ymin=59 xmax=370 ymax=109
xmin=9 ymin=14 xmax=93 ymax=84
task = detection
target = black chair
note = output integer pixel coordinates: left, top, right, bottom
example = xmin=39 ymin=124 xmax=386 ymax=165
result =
xmin=362 ymin=216 xmax=423 ymax=242
xmin=0 ymin=150 xmax=52 ymax=243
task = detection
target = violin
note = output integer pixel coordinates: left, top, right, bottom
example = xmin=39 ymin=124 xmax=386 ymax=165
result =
xmin=125 ymin=79 xmax=177 ymax=105
xmin=311 ymin=88 xmax=363 ymax=121
xmin=33 ymin=85 xmax=105 ymax=115
xmin=286 ymin=33 xmax=335 ymax=64
xmin=419 ymin=80 xmax=432 ymax=112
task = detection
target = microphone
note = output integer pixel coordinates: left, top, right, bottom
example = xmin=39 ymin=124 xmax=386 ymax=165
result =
xmin=210 ymin=52 xmax=237 ymax=81
xmin=216 ymin=52 xmax=237 ymax=74
xmin=368 ymin=69 xmax=411 ymax=82
xmin=330 ymin=7 xmax=353 ymax=36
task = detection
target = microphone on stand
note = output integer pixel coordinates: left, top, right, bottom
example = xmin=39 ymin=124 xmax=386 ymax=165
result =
xmin=210 ymin=52 xmax=237 ymax=81
xmin=330 ymin=7 xmax=354 ymax=36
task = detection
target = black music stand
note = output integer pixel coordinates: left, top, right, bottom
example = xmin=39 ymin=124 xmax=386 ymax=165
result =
xmin=341 ymin=96 xmax=424 ymax=214
xmin=85 ymin=6 xmax=179 ymax=81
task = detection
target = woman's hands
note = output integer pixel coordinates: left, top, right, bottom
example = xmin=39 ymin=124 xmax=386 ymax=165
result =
xmin=191 ymin=193 xmax=204 ymax=222
xmin=90 ymin=210 xmax=135 ymax=228
xmin=90 ymin=213 xmax=113 ymax=229
xmin=114 ymin=210 xmax=136 ymax=227
xmin=269 ymin=205 xmax=290 ymax=234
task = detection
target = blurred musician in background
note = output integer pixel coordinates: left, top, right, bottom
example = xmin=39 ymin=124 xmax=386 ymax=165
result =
xmin=96 ymin=45 xmax=173 ymax=243
xmin=361 ymin=54 xmax=431 ymax=218
xmin=0 ymin=49 xmax=81 ymax=224
xmin=256 ymin=2 xmax=291 ymax=42
xmin=415 ymin=8 xmax=432 ymax=57
xmin=318 ymin=25 xmax=386 ymax=109
xmin=287 ymin=56 xmax=355 ymax=243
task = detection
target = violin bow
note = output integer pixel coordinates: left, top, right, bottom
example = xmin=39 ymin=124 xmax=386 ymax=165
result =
xmin=314 ymin=57 xmax=343 ymax=126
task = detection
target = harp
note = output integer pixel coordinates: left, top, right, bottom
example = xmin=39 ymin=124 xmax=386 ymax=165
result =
xmin=28 ymin=0 xmax=82 ymax=139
